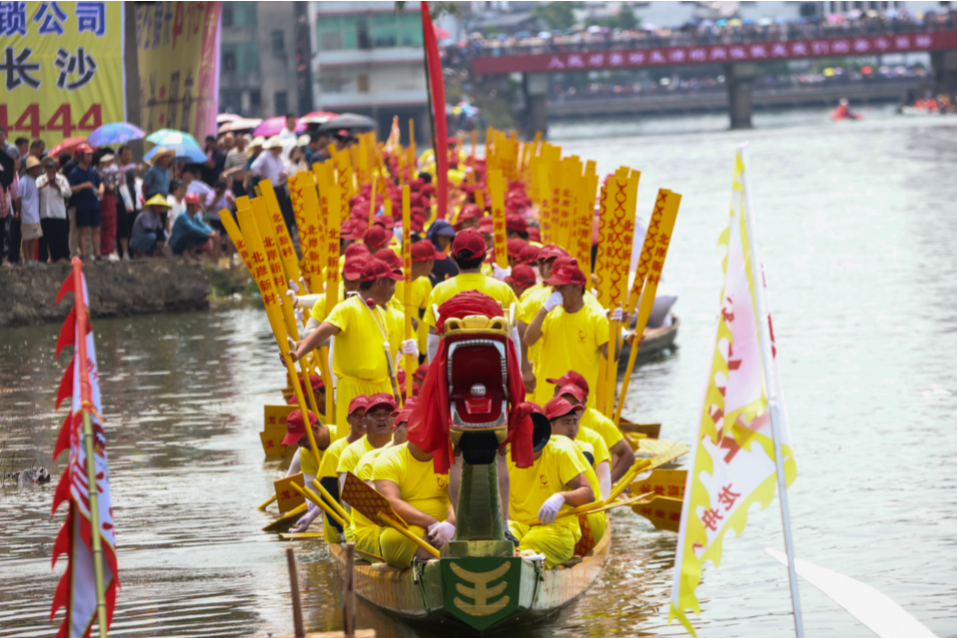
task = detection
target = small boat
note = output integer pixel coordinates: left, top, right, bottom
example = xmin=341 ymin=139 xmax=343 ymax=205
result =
xmin=328 ymin=526 xmax=611 ymax=632
xmin=618 ymin=315 xmax=680 ymax=369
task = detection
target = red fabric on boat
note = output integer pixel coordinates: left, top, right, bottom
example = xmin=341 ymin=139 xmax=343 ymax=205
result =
xmin=421 ymin=1 xmax=449 ymax=219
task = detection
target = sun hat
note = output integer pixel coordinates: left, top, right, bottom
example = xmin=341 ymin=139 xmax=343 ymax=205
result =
xmin=145 ymin=194 xmax=173 ymax=209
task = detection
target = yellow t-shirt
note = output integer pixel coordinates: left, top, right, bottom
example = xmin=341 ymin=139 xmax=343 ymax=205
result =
xmin=576 ymin=426 xmax=611 ymax=466
xmin=325 ymin=295 xmax=403 ymax=382
xmin=319 ymin=432 xmax=351 ymax=479
xmin=506 ymin=436 xmax=589 ymax=533
xmin=352 ymin=446 xmax=389 ymax=534
xmin=533 ymin=303 xmax=609 ymax=408
xmin=337 ymin=436 xmax=376 ymax=475
xmin=391 ymin=276 xmax=433 ymax=354
xmin=570 ymin=439 xmax=602 ymax=503
xmin=372 ymin=443 xmax=451 ymax=522
xmin=423 ymin=273 xmax=519 ymax=327
xmin=579 ymin=408 xmax=624 ymax=450
xmin=310 ymin=282 xmax=345 ymax=323
xmin=300 ymin=447 xmax=320 ymax=475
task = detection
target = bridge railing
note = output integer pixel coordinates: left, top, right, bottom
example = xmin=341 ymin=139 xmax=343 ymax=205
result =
xmin=466 ymin=15 xmax=957 ymax=58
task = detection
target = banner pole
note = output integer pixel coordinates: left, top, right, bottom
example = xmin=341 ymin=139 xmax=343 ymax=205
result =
xmin=739 ymin=143 xmax=804 ymax=638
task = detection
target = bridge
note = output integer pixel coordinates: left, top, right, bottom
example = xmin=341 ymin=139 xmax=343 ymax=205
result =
xmin=470 ymin=27 xmax=957 ymax=132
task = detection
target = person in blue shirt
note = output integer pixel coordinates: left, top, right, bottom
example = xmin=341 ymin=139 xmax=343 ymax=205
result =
xmin=68 ymin=143 xmax=104 ymax=259
xmin=169 ymin=193 xmax=221 ymax=261
xmin=131 ymin=195 xmax=170 ymax=257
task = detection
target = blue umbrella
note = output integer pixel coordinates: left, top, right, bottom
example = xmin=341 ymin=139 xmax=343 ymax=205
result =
xmin=145 ymin=128 xmax=201 ymax=148
xmin=87 ymin=122 xmax=145 ymax=147
xmin=144 ymin=143 xmax=205 ymax=163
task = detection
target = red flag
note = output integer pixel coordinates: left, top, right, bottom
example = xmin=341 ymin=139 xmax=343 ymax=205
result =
xmin=421 ymin=1 xmax=449 ymax=219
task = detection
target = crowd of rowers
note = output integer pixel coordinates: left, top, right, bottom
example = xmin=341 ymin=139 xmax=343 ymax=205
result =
xmin=265 ymin=181 xmax=655 ymax=569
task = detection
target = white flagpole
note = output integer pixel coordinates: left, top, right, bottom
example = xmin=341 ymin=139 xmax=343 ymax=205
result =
xmin=738 ymin=143 xmax=805 ymax=638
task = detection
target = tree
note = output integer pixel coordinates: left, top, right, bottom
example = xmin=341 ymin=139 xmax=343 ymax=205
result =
xmin=617 ymin=4 xmax=638 ymax=30
xmin=532 ymin=2 xmax=580 ymax=32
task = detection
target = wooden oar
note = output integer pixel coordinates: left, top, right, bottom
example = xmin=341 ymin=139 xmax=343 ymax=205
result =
xmin=311 ymin=478 xmax=350 ymax=522
xmin=263 ymin=503 xmax=308 ymax=532
xmin=289 ymin=482 xmax=348 ymax=528
xmin=257 ymin=494 xmax=278 ymax=511
xmin=376 ymin=512 xmax=441 ymax=559
xmin=526 ymin=491 xmax=653 ymax=527
xmin=401 ymin=185 xmax=414 ymax=400
xmin=279 ymin=532 xmax=324 ymax=540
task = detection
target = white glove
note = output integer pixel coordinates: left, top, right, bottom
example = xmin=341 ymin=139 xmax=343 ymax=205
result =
xmin=286 ymin=290 xmax=298 ymax=307
xmin=401 ymin=338 xmax=418 ymax=355
xmin=543 ymin=291 xmax=564 ymax=312
xmin=294 ymin=308 xmax=304 ymax=324
xmin=537 ymin=493 xmax=566 ymax=525
xmin=611 ymin=307 xmax=623 ymax=322
xmin=492 ymin=263 xmax=511 ymax=282
xmin=428 ymin=521 xmax=455 ymax=548
xmin=290 ymin=506 xmax=322 ymax=533
xmin=288 ymin=279 xmax=300 ymax=292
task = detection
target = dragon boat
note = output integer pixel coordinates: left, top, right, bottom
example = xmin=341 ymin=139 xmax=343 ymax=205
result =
xmin=330 ymin=309 xmax=614 ymax=633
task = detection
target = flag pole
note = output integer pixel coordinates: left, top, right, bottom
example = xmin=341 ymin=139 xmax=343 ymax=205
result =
xmin=72 ymin=260 xmax=109 ymax=638
xmin=738 ymin=143 xmax=805 ymax=638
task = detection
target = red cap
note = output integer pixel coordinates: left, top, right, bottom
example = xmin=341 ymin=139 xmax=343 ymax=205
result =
xmin=360 ymin=259 xmax=404 ymax=283
xmin=374 ymin=215 xmax=396 ymax=230
xmin=348 ymin=395 xmax=369 ymax=416
xmin=544 ymin=396 xmax=583 ymax=421
xmin=545 ymin=370 xmax=589 ymax=398
xmin=505 ymin=214 xmax=527 ymax=232
xmin=340 ymin=220 xmax=364 ymax=240
xmin=506 ymin=264 xmax=537 ymax=288
xmin=282 ymin=409 xmax=319 ymax=445
xmin=543 ymin=258 xmax=586 ymax=286
xmin=412 ymin=240 xmax=447 ymax=262
xmin=363 ymin=225 xmax=391 ymax=251
xmin=184 ymin=193 xmax=202 ymax=206
xmin=556 ymin=384 xmax=586 ymax=404
xmin=458 ymin=204 xmax=483 ymax=222
xmin=375 ymin=248 xmax=402 ymax=270
xmin=478 ymin=216 xmax=494 ymax=233
xmin=507 ymin=238 xmax=528 ymax=258
xmin=342 ymin=256 xmax=368 ymax=281
xmin=451 ymin=228 xmax=488 ymax=260
xmin=391 ymin=408 xmax=413 ymax=425
xmin=414 ymin=362 xmax=430 ymax=381
xmin=76 ymin=143 xmax=94 ymax=154
xmin=519 ymin=243 xmax=540 ymax=264
xmin=447 ymin=136 xmax=458 ymax=146
xmin=528 ymin=227 xmax=541 ymax=243
xmin=366 ymin=392 xmax=397 ymax=413
xmin=351 ymin=204 xmax=368 ymax=220
xmin=344 ymin=243 xmax=370 ymax=259
xmin=538 ymin=244 xmax=569 ymax=262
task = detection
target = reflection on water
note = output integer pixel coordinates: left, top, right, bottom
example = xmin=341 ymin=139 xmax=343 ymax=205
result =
xmin=3 ymin=113 xmax=957 ymax=638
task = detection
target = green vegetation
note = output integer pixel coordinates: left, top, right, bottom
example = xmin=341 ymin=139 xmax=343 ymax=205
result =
xmin=532 ymin=1 xmax=581 ymax=31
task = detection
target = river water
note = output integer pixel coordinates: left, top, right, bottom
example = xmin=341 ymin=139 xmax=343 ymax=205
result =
xmin=2 ymin=108 xmax=956 ymax=638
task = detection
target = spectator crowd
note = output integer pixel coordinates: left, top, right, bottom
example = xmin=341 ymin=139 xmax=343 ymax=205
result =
xmin=0 ymin=114 xmax=346 ymax=268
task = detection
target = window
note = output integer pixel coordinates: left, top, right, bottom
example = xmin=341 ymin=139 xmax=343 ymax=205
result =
xmin=357 ymin=17 xmax=370 ymax=50
xmin=222 ymin=3 xmax=233 ymax=26
xmin=322 ymin=32 xmax=342 ymax=50
xmin=223 ymin=51 xmax=237 ymax=74
xmin=357 ymin=74 xmax=369 ymax=93
xmin=222 ymin=2 xmax=256 ymax=27
xmin=271 ymin=30 xmax=285 ymax=55
xmin=275 ymin=91 xmax=288 ymax=115
xmin=221 ymin=42 xmax=260 ymax=74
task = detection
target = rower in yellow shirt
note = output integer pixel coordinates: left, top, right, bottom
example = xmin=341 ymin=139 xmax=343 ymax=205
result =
xmin=290 ymin=259 xmax=415 ymax=430
xmin=292 ymin=395 xmax=369 ymax=539
xmin=400 ymin=241 xmax=445 ymax=355
xmin=523 ymin=258 xmax=623 ymax=409
xmin=422 ymin=228 xmax=519 ymax=361
xmin=544 ymin=397 xmax=607 ymax=544
xmin=518 ymin=244 xmax=567 ymax=391
xmin=506 ymin=413 xmax=594 ymax=569
xmin=552 ymin=373 xmax=635 ymax=483
xmin=290 ymin=255 xmax=365 ymax=328
xmin=352 ymin=404 xmax=412 ymax=560
xmin=337 ymin=394 xmax=397 ymax=542
xmin=373 ymin=438 xmax=455 ymax=569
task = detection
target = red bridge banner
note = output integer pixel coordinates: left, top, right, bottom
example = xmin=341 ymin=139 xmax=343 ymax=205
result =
xmin=473 ymin=31 xmax=957 ymax=75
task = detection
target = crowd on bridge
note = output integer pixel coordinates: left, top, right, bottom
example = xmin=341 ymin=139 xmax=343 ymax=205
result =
xmin=448 ymin=6 xmax=957 ymax=59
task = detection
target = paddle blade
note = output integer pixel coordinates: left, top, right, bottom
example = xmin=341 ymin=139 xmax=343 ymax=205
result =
xmin=765 ymin=548 xmax=939 ymax=638
xmin=273 ymin=473 xmax=306 ymax=513
xmin=632 ymin=495 xmax=683 ymax=532
xmin=632 ymin=469 xmax=687 ymax=500
xmin=262 ymin=503 xmax=308 ymax=532
xmin=342 ymin=472 xmax=408 ymax=528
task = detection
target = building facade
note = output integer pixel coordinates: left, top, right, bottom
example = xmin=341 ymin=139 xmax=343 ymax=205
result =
xmin=219 ymin=1 xmax=313 ymax=119
xmin=309 ymin=1 xmax=429 ymax=144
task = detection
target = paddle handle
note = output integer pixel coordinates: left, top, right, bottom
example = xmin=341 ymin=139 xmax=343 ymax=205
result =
xmin=290 ymin=482 xmax=348 ymax=528
xmin=311 ymin=478 xmax=351 ymax=522
xmin=377 ymin=513 xmax=440 ymax=559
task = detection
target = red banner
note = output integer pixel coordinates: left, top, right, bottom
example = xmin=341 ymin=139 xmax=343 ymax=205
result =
xmin=474 ymin=30 xmax=957 ymax=75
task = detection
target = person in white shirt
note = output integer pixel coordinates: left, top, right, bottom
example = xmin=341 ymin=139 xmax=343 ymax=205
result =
xmin=166 ymin=181 xmax=187 ymax=234
xmin=278 ymin=113 xmax=298 ymax=143
xmin=250 ymin=137 xmax=287 ymax=185
xmin=15 ymin=156 xmax=43 ymax=264
xmin=37 ymin=157 xmax=71 ymax=262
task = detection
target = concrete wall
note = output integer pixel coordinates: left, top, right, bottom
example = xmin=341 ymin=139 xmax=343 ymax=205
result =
xmin=0 ymin=262 xmax=210 ymax=327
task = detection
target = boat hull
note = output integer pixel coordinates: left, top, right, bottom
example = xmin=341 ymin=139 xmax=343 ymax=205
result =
xmin=329 ymin=528 xmax=611 ymax=633
xmin=619 ymin=316 xmax=679 ymax=369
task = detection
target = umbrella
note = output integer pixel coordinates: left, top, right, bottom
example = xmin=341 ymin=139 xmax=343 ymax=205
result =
xmin=217 ymin=113 xmax=242 ymax=124
xmin=144 ymin=143 xmax=205 ymax=164
xmin=299 ymin=111 xmax=339 ymax=125
xmin=49 ymin=136 xmax=88 ymax=157
xmin=317 ymin=113 xmax=376 ymax=133
xmin=146 ymin=128 xmax=202 ymax=148
xmin=218 ymin=117 xmax=262 ymax=134
xmin=434 ymin=25 xmax=451 ymax=39
xmin=87 ymin=122 xmax=145 ymax=147
xmin=253 ymin=116 xmax=307 ymax=137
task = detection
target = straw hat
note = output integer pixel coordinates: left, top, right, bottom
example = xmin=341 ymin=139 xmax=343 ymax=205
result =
xmin=250 ymin=136 xmax=265 ymax=148
xmin=263 ymin=136 xmax=283 ymax=150
xmin=297 ymin=135 xmax=310 ymax=147
xmin=144 ymin=194 xmax=172 ymax=209
xmin=150 ymin=147 xmax=176 ymax=162
xmin=24 ymin=156 xmax=41 ymax=170
xmin=98 ymin=153 xmax=115 ymax=164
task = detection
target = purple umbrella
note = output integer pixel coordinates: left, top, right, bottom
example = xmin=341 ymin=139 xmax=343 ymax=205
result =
xmin=253 ymin=116 xmax=307 ymax=137
xmin=87 ymin=122 xmax=146 ymax=147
